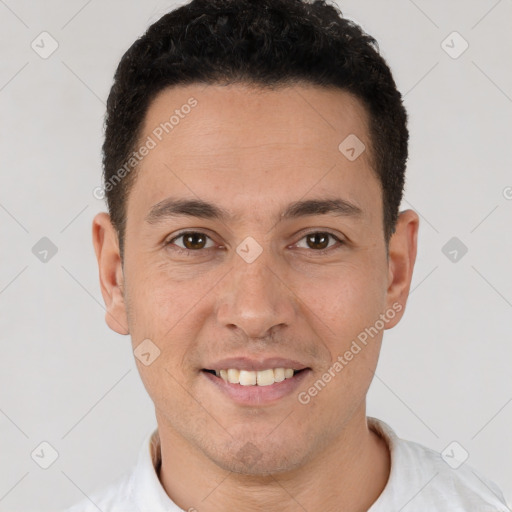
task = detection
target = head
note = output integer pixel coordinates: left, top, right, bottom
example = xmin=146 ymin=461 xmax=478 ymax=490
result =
xmin=93 ymin=0 xmax=418 ymax=475
xmin=101 ymin=0 xmax=409 ymax=261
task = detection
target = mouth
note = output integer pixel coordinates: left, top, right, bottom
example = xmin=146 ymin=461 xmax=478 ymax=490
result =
xmin=201 ymin=366 xmax=311 ymax=405
xmin=202 ymin=367 xmax=307 ymax=386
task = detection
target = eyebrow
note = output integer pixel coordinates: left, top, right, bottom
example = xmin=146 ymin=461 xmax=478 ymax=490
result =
xmin=145 ymin=196 xmax=363 ymax=224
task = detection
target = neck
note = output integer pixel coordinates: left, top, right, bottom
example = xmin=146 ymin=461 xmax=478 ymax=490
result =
xmin=156 ymin=406 xmax=390 ymax=512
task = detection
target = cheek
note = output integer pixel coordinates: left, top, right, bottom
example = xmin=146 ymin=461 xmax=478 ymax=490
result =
xmin=295 ymin=261 xmax=387 ymax=342
xmin=126 ymin=264 xmax=221 ymax=373
xmin=126 ymin=260 xmax=205 ymax=330
xmin=321 ymin=341 xmax=382 ymax=420
xmin=299 ymin=261 xmax=387 ymax=407
xmin=126 ymin=270 xmax=203 ymax=406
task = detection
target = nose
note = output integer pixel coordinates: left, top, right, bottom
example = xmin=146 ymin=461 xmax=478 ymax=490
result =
xmin=215 ymin=247 xmax=297 ymax=340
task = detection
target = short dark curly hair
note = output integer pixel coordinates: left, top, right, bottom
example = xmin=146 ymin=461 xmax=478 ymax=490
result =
xmin=102 ymin=0 xmax=408 ymax=261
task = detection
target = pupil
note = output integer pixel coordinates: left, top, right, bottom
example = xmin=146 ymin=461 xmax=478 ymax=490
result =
xmin=185 ymin=233 xmax=205 ymax=250
xmin=308 ymin=233 xmax=329 ymax=250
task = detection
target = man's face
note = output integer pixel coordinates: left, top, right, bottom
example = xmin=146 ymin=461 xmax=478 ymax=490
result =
xmin=95 ymin=83 xmax=416 ymax=474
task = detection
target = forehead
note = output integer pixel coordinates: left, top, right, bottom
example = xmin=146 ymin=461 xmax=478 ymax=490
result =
xmin=142 ymin=82 xmax=370 ymax=152
xmin=127 ymin=83 xmax=379 ymax=225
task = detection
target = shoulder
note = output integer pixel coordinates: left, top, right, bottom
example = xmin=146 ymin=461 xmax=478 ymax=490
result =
xmin=368 ymin=417 xmax=511 ymax=511
xmin=400 ymin=437 xmax=509 ymax=510
xmin=61 ymin=427 xmax=177 ymax=512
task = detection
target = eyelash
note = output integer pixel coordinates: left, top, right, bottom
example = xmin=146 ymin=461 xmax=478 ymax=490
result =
xmin=165 ymin=230 xmax=345 ymax=256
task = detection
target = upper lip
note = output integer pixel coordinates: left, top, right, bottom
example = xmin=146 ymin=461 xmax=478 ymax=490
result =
xmin=203 ymin=357 xmax=310 ymax=372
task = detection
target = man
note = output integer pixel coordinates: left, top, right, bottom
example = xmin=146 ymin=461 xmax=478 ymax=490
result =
xmin=65 ymin=0 xmax=510 ymax=510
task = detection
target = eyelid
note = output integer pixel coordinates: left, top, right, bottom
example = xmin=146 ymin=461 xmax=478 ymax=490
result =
xmin=295 ymin=228 xmax=344 ymax=241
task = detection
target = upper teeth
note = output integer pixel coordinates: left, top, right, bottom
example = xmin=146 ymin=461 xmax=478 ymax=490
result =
xmin=216 ymin=368 xmax=296 ymax=386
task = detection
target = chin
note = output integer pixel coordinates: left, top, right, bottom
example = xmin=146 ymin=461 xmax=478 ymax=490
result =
xmin=218 ymin=453 xmax=301 ymax=476
xmin=210 ymin=437 xmax=308 ymax=476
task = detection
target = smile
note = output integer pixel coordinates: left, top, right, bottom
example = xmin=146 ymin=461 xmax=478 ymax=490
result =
xmin=205 ymin=367 xmax=304 ymax=386
xmin=201 ymin=367 xmax=310 ymax=405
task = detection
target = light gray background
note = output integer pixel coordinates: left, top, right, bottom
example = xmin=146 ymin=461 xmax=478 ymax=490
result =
xmin=1 ymin=0 xmax=511 ymax=510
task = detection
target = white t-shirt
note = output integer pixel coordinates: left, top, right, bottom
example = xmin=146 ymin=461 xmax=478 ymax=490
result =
xmin=63 ymin=416 xmax=510 ymax=511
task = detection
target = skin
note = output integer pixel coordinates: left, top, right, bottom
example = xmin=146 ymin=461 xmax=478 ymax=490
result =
xmin=93 ymin=83 xmax=419 ymax=512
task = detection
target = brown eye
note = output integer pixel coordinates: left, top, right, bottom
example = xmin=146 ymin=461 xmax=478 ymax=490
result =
xmin=306 ymin=232 xmax=330 ymax=250
xmin=295 ymin=231 xmax=343 ymax=252
xmin=183 ymin=233 xmax=206 ymax=250
xmin=168 ymin=232 xmax=214 ymax=251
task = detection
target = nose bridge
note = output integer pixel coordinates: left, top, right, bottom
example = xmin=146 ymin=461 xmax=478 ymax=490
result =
xmin=216 ymin=239 xmax=295 ymax=338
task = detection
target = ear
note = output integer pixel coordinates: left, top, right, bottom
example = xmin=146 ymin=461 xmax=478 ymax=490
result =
xmin=92 ymin=212 xmax=130 ymax=335
xmin=384 ymin=209 xmax=419 ymax=329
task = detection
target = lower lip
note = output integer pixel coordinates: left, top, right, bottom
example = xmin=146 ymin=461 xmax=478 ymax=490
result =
xmin=201 ymin=369 xmax=311 ymax=406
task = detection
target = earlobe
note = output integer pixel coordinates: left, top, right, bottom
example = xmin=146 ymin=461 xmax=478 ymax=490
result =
xmin=92 ymin=212 xmax=130 ymax=335
xmin=384 ymin=209 xmax=419 ymax=329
